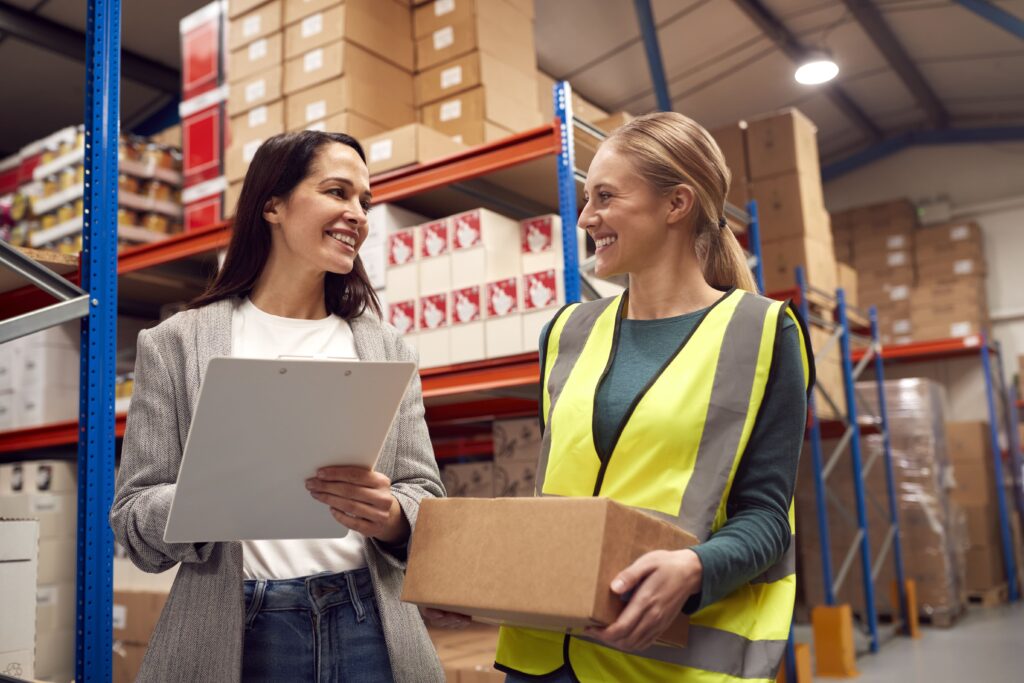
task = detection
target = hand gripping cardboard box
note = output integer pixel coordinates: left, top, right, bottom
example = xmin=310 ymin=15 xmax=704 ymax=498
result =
xmin=403 ymin=498 xmax=695 ymax=646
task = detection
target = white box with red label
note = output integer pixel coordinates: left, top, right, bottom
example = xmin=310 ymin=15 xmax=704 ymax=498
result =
xmin=181 ymin=86 xmax=230 ymax=190
xmin=385 ymin=229 xmax=420 ymax=302
xmin=485 ymin=277 xmax=523 ymax=359
xmin=521 ymin=214 xmax=587 ymax=274
xmin=450 ymin=284 xmax=485 ymax=364
xmin=418 ymin=292 xmax=451 ymax=369
xmin=387 ymin=298 xmax=418 ymax=356
xmin=366 ymin=205 xmax=426 ymax=292
xmin=418 ymin=219 xmax=452 ymax=295
xmin=182 ymin=176 xmax=229 ymax=232
xmin=449 ymin=208 xmax=522 ymax=290
xmin=522 ymin=269 xmax=565 ymax=353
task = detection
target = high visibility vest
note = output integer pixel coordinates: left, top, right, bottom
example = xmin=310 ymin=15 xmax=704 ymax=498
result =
xmin=495 ymin=288 xmax=813 ymax=683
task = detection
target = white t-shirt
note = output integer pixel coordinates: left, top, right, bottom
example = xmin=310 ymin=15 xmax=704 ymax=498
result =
xmin=231 ymin=297 xmax=368 ymax=579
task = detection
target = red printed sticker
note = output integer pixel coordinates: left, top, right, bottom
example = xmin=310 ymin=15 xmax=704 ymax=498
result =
xmin=388 ymin=301 xmax=416 ymax=334
xmin=452 ymin=211 xmax=481 ymax=250
xmin=387 ymin=231 xmax=415 ymax=266
xmin=521 ymin=216 xmax=554 ymax=254
xmin=487 ymin=279 xmax=519 ymax=317
xmin=420 ymin=293 xmax=449 ymax=330
xmin=523 ymin=270 xmax=558 ymax=310
xmin=420 ymin=221 xmax=449 ymax=258
xmin=451 ymin=287 xmax=482 ymax=324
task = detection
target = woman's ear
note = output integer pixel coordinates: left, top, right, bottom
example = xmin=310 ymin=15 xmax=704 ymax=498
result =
xmin=263 ymin=196 xmax=283 ymax=226
xmin=666 ymin=185 xmax=696 ymax=226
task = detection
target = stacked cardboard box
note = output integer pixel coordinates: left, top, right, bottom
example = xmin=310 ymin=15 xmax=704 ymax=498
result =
xmin=797 ymin=379 xmax=967 ymax=622
xmin=0 ymin=324 xmax=79 ymax=430
xmin=741 ymin=110 xmax=837 ymax=297
xmin=831 ymin=200 xmax=918 ymax=344
xmin=180 ymin=2 xmax=230 ymax=229
xmin=491 ymin=417 xmax=539 ymax=496
xmin=414 ymin=0 xmax=541 ymax=146
xmin=946 ymin=421 xmax=1009 ymax=596
xmin=111 ymin=557 xmax=177 ymax=683
xmin=0 ymin=518 xmax=39 ymax=681
xmin=386 ymin=209 xmax=582 ymax=369
xmin=0 ymin=461 xmax=78 ymax=682
xmin=428 ymin=623 xmax=501 ymax=682
xmin=910 ymin=221 xmax=988 ymax=340
xmin=808 ymin=326 xmax=844 ymax=421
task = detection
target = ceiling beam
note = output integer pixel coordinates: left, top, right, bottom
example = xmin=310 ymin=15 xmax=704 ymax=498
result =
xmin=0 ymin=1 xmax=179 ymax=94
xmin=839 ymin=0 xmax=948 ymax=129
xmin=952 ymin=0 xmax=1024 ymax=40
xmin=822 ymin=126 xmax=1024 ymax=181
xmin=730 ymin=0 xmax=884 ymax=142
xmin=633 ymin=0 xmax=672 ymax=111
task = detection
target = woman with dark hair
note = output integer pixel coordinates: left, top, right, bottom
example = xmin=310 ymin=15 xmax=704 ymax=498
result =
xmin=110 ymin=131 xmax=445 ymax=682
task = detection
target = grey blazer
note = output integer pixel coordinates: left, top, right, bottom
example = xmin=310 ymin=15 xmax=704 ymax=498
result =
xmin=109 ymin=299 xmax=446 ymax=682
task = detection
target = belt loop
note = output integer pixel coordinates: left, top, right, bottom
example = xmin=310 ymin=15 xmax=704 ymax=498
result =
xmin=244 ymin=579 xmax=267 ymax=629
xmin=344 ymin=571 xmax=367 ymax=623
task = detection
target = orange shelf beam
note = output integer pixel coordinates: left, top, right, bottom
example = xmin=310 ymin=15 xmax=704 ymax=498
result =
xmin=370 ymin=122 xmax=561 ymax=204
xmin=852 ymin=335 xmax=988 ymax=364
xmin=421 ymin=353 xmax=540 ymax=399
xmin=0 ymin=413 xmax=126 ymax=454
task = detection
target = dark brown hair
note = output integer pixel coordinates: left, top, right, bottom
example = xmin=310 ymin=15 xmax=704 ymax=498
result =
xmin=190 ymin=130 xmax=382 ymax=318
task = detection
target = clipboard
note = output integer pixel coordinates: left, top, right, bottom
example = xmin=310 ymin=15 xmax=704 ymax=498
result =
xmin=163 ymin=357 xmax=416 ymax=543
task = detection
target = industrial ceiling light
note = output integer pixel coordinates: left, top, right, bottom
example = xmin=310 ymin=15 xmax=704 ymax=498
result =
xmin=795 ymin=51 xmax=839 ymax=85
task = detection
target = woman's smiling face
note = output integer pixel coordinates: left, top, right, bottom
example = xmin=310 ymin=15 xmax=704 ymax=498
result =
xmin=264 ymin=142 xmax=372 ymax=276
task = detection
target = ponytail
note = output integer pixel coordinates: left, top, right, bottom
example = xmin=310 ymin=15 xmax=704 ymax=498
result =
xmin=697 ymin=220 xmax=759 ymax=293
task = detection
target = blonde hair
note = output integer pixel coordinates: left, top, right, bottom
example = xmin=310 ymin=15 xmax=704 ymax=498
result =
xmin=605 ymin=112 xmax=758 ymax=292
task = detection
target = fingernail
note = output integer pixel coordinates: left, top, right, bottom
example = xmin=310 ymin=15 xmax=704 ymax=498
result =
xmin=305 ymin=481 xmax=314 ymax=489
xmin=611 ymin=579 xmax=624 ymax=592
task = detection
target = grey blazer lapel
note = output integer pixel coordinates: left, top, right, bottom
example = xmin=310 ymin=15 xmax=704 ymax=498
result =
xmin=195 ymin=298 xmax=234 ymax=386
xmin=351 ymin=313 xmax=385 ymax=361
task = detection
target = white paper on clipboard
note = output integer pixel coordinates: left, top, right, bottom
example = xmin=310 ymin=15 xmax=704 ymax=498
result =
xmin=164 ymin=357 xmax=416 ymax=543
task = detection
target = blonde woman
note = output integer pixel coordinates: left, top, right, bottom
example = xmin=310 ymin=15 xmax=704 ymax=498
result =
xmin=495 ymin=113 xmax=815 ymax=682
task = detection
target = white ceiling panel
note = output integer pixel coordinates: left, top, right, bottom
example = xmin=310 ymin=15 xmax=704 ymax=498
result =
xmin=884 ymin=3 xmax=1024 ymax=58
xmin=921 ymin=54 xmax=1024 ymax=102
xmin=534 ymin=0 xmax=641 ymax=80
xmin=838 ymin=70 xmax=918 ymax=120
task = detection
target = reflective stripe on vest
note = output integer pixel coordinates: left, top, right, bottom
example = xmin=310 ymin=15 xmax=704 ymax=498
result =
xmin=496 ymin=289 xmax=813 ymax=682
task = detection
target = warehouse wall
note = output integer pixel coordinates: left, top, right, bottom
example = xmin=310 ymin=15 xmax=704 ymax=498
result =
xmin=824 ymin=143 xmax=1024 ymax=386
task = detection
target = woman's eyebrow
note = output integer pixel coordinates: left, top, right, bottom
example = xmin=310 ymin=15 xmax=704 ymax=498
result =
xmin=320 ymin=176 xmax=372 ymax=202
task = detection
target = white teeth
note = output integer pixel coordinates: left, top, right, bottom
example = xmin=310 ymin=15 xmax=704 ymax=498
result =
xmin=328 ymin=232 xmax=356 ymax=247
xmin=596 ymin=236 xmax=617 ymax=248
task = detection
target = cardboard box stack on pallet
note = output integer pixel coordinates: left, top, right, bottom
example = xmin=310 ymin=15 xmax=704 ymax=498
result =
xmin=440 ymin=417 xmax=541 ymax=498
xmin=911 ymin=221 xmax=989 ymax=341
xmin=946 ymin=421 xmax=1017 ymax=601
xmin=797 ymin=379 xmax=967 ymax=625
xmin=386 ymin=208 xmax=583 ymax=369
xmin=0 ymin=517 xmax=39 ymax=681
xmin=0 ymin=461 xmax=79 ymax=682
xmin=831 ymin=200 xmax=917 ymax=344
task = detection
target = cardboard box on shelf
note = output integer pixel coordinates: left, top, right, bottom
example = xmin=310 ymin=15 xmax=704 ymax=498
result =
xmin=226 ymin=180 xmax=243 ymax=216
xmin=520 ymin=214 xmax=586 ymax=275
xmin=113 ymin=589 xmax=170 ymax=645
xmin=36 ymin=580 xmax=76 ymax=633
xmin=416 ymin=50 xmax=538 ymax=109
xmin=414 ymin=0 xmax=533 ymax=39
xmin=911 ymin=277 xmax=987 ymax=310
xmin=283 ymin=0 xmax=414 ymax=71
xmin=916 ymin=256 xmax=986 ymax=282
xmin=594 ymin=112 xmax=633 ymax=134
xmin=449 ymin=208 xmax=523 ymax=289
xmin=760 ymin=235 xmax=837 ymax=296
xmin=419 ymin=219 xmax=453 ymax=294
xmin=402 ymin=497 xmax=695 ymax=645
xmin=35 ymin=625 xmax=74 ymax=682
xmin=419 ymin=292 xmax=451 ymax=369
xmin=415 ymin=2 xmax=535 ymax=74
xmin=745 ymin=108 xmax=819 ymax=180
xmin=962 ymin=500 xmax=1001 ymax=548
xmin=181 ymin=2 xmax=228 ymax=100
xmin=0 ymin=519 xmax=39 ymax=682
xmin=0 ymin=493 xmax=75 ymax=540
xmin=284 ymin=71 xmax=415 ymax=131
xmin=228 ymin=31 xmax=283 ymax=82
xmin=283 ymin=39 xmax=414 ymax=99
xmin=113 ymin=642 xmax=149 ymax=683
xmin=37 ymin=537 xmax=76 ymax=585
xmin=386 ymin=230 xmax=420 ymax=302
xmin=911 ymin=318 xmax=986 ymax=342
xmin=910 ymin=301 xmax=987 ymax=341
xmin=709 ymin=122 xmax=748 ymax=208
xmin=748 ymin=171 xmax=828 ymax=242
xmin=493 ymin=418 xmax=541 ymax=463
xmin=388 ymin=299 xmax=418 ymax=338
xmin=536 ymin=70 xmax=608 ymax=123
xmin=809 ymin=327 xmax=843 ymax=420
xmin=228 ymin=0 xmax=282 ymax=52
xmin=182 ymin=89 xmax=229 ymax=187
xmin=301 ymin=111 xmax=388 ymax=139
xmin=283 ymin=0 xmax=336 ymax=24
xmin=965 ymin=543 xmax=1006 ymax=592
xmin=421 ymin=86 xmax=542 ymax=145
xmin=915 ymin=221 xmax=983 ymax=266
xmin=228 ymin=0 xmax=269 ymax=19
xmin=484 ymin=277 xmax=523 ymax=358
xmin=365 ymin=204 xmax=427 ymax=289
xmin=226 ymin=100 xmax=285 ymax=176
xmin=522 ymin=269 xmax=564 ymax=353
xmin=228 ymin=66 xmax=283 ymax=116
xmin=837 ymin=263 xmax=858 ymax=306
xmin=440 ymin=461 xmax=495 ymax=497
xmin=15 ymin=385 xmax=79 ymax=429
xmin=493 ymin=458 xmax=537 ymax=497
xmin=362 ymin=124 xmax=464 ymax=176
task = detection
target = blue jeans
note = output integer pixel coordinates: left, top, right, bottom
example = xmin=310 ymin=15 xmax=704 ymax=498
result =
xmin=242 ymin=568 xmax=393 ymax=682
